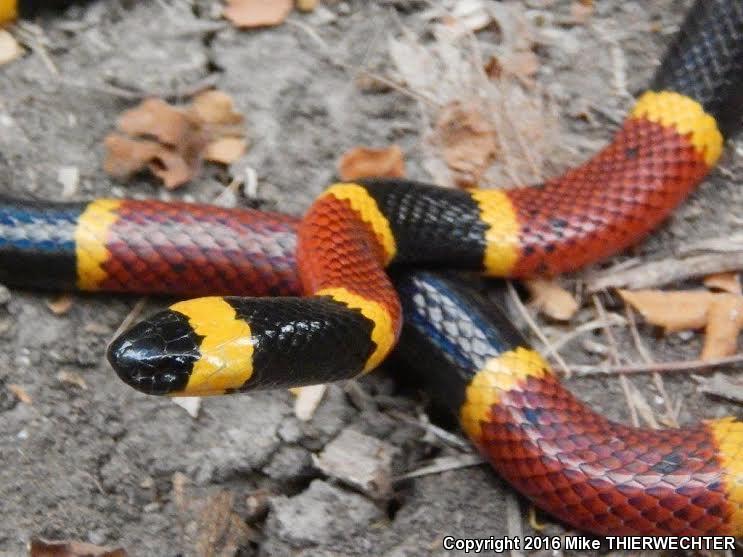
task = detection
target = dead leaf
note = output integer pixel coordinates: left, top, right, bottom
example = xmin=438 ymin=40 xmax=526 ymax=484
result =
xmin=296 ymin=0 xmax=319 ymax=12
xmin=433 ymin=101 xmax=497 ymax=188
xmin=619 ymin=289 xmax=743 ymax=361
xmin=704 ymin=295 xmax=743 ymax=360
xmin=618 ymin=290 xmax=712 ymax=332
xmin=204 ymin=137 xmax=248 ymax=164
xmin=524 ymin=278 xmax=579 ymax=321
xmin=117 ymin=98 xmax=201 ymax=147
xmin=104 ymin=91 xmax=246 ymax=189
xmin=29 ymin=539 xmax=127 ymax=557
xmin=189 ymin=90 xmax=244 ymax=129
xmin=46 ymin=294 xmax=73 ymax=315
xmin=0 ymin=29 xmax=23 ymax=66
xmin=8 ymin=383 xmax=31 ymax=404
xmin=224 ymin=0 xmax=293 ymax=28
xmin=704 ymin=272 xmax=741 ymax=295
xmin=337 ymin=145 xmax=406 ymax=181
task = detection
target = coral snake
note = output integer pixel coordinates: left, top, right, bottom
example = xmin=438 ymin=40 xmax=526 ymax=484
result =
xmin=2 ymin=0 xmax=743 ymax=538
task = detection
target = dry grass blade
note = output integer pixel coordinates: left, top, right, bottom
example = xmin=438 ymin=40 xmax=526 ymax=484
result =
xmin=395 ymin=454 xmax=485 ymax=481
xmin=587 ymin=251 xmax=743 ymax=292
xmin=566 ymin=353 xmax=743 ymax=378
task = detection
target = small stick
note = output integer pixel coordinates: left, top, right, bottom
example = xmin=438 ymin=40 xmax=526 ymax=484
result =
xmin=564 ymin=353 xmax=743 ymax=378
xmin=506 ymin=281 xmax=572 ymax=376
xmin=587 ymin=251 xmax=743 ymax=292
xmin=592 ymin=294 xmax=641 ymax=427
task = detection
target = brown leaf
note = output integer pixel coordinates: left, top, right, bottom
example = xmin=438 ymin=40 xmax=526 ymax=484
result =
xmin=619 ymin=289 xmax=743 ymax=361
xmin=337 ymin=145 xmax=406 ymax=181
xmin=29 ymin=539 xmax=127 ymax=557
xmin=703 ymin=294 xmax=743 ymax=360
xmin=524 ymin=278 xmax=578 ymax=321
xmin=117 ymin=98 xmax=201 ymax=147
xmin=618 ymin=290 xmax=712 ymax=332
xmin=296 ymin=0 xmax=319 ymax=12
xmin=204 ymin=137 xmax=248 ymax=164
xmin=434 ymin=101 xmax=497 ymax=188
xmin=8 ymin=383 xmax=31 ymax=404
xmin=0 ymin=29 xmax=23 ymax=66
xmin=103 ymin=135 xmax=162 ymax=178
xmin=46 ymin=294 xmax=73 ymax=315
xmin=104 ymin=92 xmax=246 ymax=188
xmin=189 ymin=90 xmax=244 ymax=128
xmin=148 ymin=146 xmax=202 ymax=190
xmin=224 ymin=0 xmax=293 ymax=28
xmin=704 ymin=272 xmax=741 ymax=295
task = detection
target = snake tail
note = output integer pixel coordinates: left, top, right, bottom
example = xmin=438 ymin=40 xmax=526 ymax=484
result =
xmin=393 ymin=271 xmax=743 ymax=536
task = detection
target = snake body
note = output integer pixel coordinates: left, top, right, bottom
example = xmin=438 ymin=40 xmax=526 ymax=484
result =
xmin=2 ymin=0 xmax=743 ymax=537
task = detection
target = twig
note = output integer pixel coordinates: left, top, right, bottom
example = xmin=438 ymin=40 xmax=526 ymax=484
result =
xmin=696 ymin=373 xmax=743 ymax=404
xmin=386 ymin=409 xmax=471 ymax=451
xmin=587 ymin=251 xmax=743 ymax=292
xmin=565 ymin=353 xmax=743 ymax=377
xmin=592 ymin=294 xmax=641 ymax=427
xmin=57 ymin=73 xmax=221 ymax=101
xmin=395 ymin=454 xmax=485 ymax=481
xmin=626 ymin=305 xmax=678 ymax=426
xmin=506 ymin=281 xmax=572 ymax=376
xmin=108 ymin=297 xmax=148 ymax=347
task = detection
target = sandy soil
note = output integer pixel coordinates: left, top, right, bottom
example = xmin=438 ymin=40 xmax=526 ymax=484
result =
xmin=0 ymin=1 xmax=741 ymax=555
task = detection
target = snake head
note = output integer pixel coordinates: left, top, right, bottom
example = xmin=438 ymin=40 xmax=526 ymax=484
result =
xmin=107 ymin=309 xmax=199 ymax=396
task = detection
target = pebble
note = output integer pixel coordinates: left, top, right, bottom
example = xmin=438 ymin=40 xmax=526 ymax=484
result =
xmin=314 ymin=429 xmax=399 ymax=500
xmin=268 ymin=480 xmax=382 ymax=547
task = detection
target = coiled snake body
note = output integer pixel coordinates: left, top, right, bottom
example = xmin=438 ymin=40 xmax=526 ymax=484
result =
xmin=2 ymin=0 xmax=743 ymax=537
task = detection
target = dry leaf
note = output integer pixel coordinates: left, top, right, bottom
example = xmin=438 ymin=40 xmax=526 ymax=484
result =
xmin=104 ymin=91 xmax=246 ymax=189
xmin=296 ymin=0 xmax=319 ymax=12
xmin=117 ymin=98 xmax=201 ymax=147
xmin=46 ymin=294 xmax=73 ymax=315
xmin=0 ymin=29 xmax=23 ymax=66
xmin=704 ymin=272 xmax=741 ymax=295
xmin=524 ymin=278 xmax=578 ymax=321
xmin=190 ymin=90 xmax=244 ymax=128
xmin=619 ymin=289 xmax=743 ymax=361
xmin=704 ymin=295 xmax=743 ymax=360
xmin=434 ymin=101 xmax=497 ymax=188
xmin=618 ymin=290 xmax=712 ymax=332
xmin=8 ymin=383 xmax=31 ymax=404
xmin=337 ymin=145 xmax=406 ymax=180
xmin=204 ymin=137 xmax=248 ymax=164
xmin=29 ymin=539 xmax=127 ymax=557
xmin=224 ymin=0 xmax=293 ymax=28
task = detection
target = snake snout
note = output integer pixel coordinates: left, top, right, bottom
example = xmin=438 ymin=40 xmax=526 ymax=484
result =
xmin=107 ymin=309 xmax=200 ymax=395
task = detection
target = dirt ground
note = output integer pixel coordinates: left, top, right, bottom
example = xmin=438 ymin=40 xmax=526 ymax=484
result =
xmin=0 ymin=0 xmax=741 ymax=556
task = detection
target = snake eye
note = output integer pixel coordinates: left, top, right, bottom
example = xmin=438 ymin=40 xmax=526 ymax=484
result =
xmin=107 ymin=309 xmax=200 ymax=396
